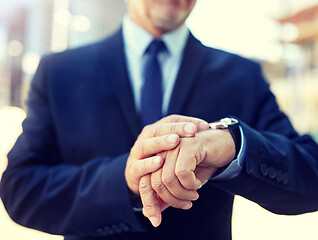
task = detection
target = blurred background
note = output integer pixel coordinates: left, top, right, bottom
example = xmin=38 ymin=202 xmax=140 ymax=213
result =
xmin=0 ymin=0 xmax=318 ymax=239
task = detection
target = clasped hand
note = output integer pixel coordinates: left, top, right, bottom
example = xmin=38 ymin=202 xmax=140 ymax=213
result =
xmin=125 ymin=115 xmax=235 ymax=227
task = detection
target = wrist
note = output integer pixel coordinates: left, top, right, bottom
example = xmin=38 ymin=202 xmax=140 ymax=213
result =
xmin=203 ymin=117 xmax=240 ymax=168
xmin=202 ymin=129 xmax=235 ymax=168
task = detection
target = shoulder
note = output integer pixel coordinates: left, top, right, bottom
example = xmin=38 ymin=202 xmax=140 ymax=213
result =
xmin=202 ymin=44 xmax=260 ymax=73
xmin=188 ymin=35 xmax=268 ymax=97
xmin=31 ymin=30 xmax=122 ymax=94
xmin=40 ymin=40 xmax=105 ymax=72
xmin=39 ymin=28 xmax=122 ymax=73
xmin=187 ymin=33 xmax=259 ymax=72
xmin=189 ymin=38 xmax=263 ymax=85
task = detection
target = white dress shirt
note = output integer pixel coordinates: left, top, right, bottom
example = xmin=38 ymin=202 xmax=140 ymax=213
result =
xmin=122 ymin=15 xmax=189 ymax=115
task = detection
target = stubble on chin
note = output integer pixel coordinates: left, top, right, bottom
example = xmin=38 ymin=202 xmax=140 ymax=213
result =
xmin=149 ymin=6 xmax=188 ymax=32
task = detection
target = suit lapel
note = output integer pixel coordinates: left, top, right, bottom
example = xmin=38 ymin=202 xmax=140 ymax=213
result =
xmin=167 ymin=33 xmax=207 ymax=115
xmin=100 ymin=29 xmax=142 ymax=139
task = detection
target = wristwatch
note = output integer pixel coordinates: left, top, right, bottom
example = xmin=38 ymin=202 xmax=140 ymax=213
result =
xmin=209 ymin=118 xmax=241 ymax=158
xmin=209 ymin=117 xmax=238 ymax=130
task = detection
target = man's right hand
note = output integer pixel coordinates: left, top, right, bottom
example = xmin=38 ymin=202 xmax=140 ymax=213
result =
xmin=124 ymin=115 xmax=209 ymax=196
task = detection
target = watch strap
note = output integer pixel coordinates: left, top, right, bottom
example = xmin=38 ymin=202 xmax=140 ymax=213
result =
xmin=209 ymin=118 xmax=241 ymax=159
xmin=228 ymin=122 xmax=241 ymax=159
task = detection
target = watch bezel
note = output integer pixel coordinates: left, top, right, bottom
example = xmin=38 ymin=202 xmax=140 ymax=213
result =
xmin=209 ymin=117 xmax=238 ymax=130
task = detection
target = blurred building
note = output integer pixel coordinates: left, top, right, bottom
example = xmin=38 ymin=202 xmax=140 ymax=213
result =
xmin=269 ymin=4 xmax=318 ymax=133
xmin=68 ymin=0 xmax=126 ymax=47
xmin=0 ymin=8 xmax=27 ymax=107
xmin=279 ymin=5 xmax=318 ymax=74
xmin=0 ymin=0 xmax=125 ymax=108
xmin=0 ymin=1 xmax=54 ymax=107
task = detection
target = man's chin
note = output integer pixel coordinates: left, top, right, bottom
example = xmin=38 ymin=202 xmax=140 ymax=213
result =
xmin=153 ymin=15 xmax=186 ymax=32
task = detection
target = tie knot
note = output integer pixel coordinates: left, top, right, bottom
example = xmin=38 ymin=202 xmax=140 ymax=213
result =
xmin=146 ymin=39 xmax=166 ymax=56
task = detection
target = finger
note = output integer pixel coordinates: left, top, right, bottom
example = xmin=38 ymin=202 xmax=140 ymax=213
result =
xmin=162 ymin=148 xmax=199 ymax=200
xmin=158 ymin=115 xmax=209 ymax=132
xmin=194 ymin=166 xmax=217 ymax=186
xmin=143 ymin=122 xmax=198 ymax=139
xmin=133 ymin=134 xmax=180 ymax=159
xmin=140 ymin=115 xmax=209 ymax=139
xmin=176 ymin=169 xmax=202 ymax=190
xmin=139 ymin=175 xmax=162 ymax=227
xmin=175 ymin=148 xmax=203 ymax=190
xmin=158 ymin=196 xmax=169 ymax=212
xmin=151 ymin=169 xmax=192 ymax=210
xmin=131 ymin=156 xmax=163 ymax=179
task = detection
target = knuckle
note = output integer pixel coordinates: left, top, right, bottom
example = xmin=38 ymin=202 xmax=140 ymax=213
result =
xmin=130 ymin=142 xmax=138 ymax=156
xmin=170 ymin=124 xmax=177 ymax=134
xmin=164 ymin=114 xmax=177 ymax=123
xmin=128 ymin=162 xmax=135 ymax=174
xmin=139 ymin=186 xmax=150 ymax=196
xmin=141 ymin=159 xmax=147 ymax=171
xmin=138 ymin=141 xmax=146 ymax=157
xmin=139 ymin=182 xmax=147 ymax=192
xmin=169 ymin=199 xmax=185 ymax=208
xmin=154 ymin=137 xmax=163 ymax=148
xmin=151 ymin=179 xmax=164 ymax=192
xmin=126 ymin=164 xmax=135 ymax=178
xmin=188 ymin=152 xmax=198 ymax=164
xmin=163 ymin=115 xmax=172 ymax=121
xmin=162 ymin=175 xmax=175 ymax=186
xmin=169 ymin=114 xmax=178 ymax=123
xmin=139 ymin=182 xmax=151 ymax=195
xmin=143 ymin=203 xmax=156 ymax=214
xmin=140 ymin=127 xmax=147 ymax=137
xmin=175 ymin=169 xmax=191 ymax=179
xmin=142 ymin=125 xmax=151 ymax=135
xmin=151 ymin=124 xmax=159 ymax=137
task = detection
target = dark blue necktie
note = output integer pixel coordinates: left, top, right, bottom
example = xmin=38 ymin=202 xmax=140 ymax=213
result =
xmin=140 ymin=39 xmax=166 ymax=126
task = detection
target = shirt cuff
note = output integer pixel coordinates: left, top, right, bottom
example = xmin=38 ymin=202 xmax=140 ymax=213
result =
xmin=210 ymin=126 xmax=246 ymax=181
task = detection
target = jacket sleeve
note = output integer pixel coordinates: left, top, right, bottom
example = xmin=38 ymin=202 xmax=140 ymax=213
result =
xmin=212 ymin=63 xmax=318 ymax=214
xmin=0 ymin=57 xmax=146 ymax=237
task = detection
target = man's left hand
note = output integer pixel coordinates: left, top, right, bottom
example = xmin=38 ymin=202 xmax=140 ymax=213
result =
xmin=140 ymin=128 xmax=236 ymax=227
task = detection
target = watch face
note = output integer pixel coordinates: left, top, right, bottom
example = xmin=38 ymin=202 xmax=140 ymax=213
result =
xmin=209 ymin=121 xmax=228 ymax=129
xmin=209 ymin=118 xmax=238 ymax=130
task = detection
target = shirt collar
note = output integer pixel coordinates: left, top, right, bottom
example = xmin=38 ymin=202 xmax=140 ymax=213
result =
xmin=122 ymin=15 xmax=189 ymax=58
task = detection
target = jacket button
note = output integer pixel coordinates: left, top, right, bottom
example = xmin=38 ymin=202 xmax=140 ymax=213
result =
xmin=103 ymin=226 xmax=113 ymax=235
xmin=119 ymin=223 xmax=130 ymax=232
xmin=260 ymin=164 xmax=268 ymax=176
xmin=112 ymin=224 xmax=122 ymax=234
xmin=96 ymin=228 xmax=108 ymax=236
xmin=282 ymin=173 xmax=289 ymax=185
xmin=268 ymin=167 xmax=276 ymax=179
xmin=275 ymin=170 xmax=283 ymax=182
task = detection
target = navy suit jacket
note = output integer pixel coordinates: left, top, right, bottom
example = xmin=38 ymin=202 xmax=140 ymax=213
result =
xmin=1 ymin=29 xmax=318 ymax=240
